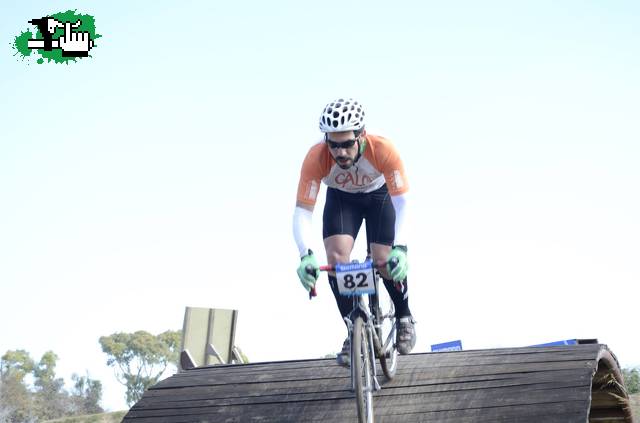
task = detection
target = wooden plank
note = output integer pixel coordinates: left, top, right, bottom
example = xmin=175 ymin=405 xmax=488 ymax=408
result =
xmin=163 ymin=346 xmax=600 ymax=379
xmin=152 ymin=359 xmax=594 ymax=391
xmin=126 ymin=385 xmax=591 ymax=419
xmin=163 ymin=346 xmax=601 ymax=377
xmin=123 ymin=344 xmax=634 ymax=423
xmin=158 ymin=344 xmax=601 ymax=382
xmin=135 ymin=371 xmax=591 ymax=408
xmin=125 ymin=386 xmax=591 ymax=421
xmin=133 ymin=377 xmax=592 ymax=411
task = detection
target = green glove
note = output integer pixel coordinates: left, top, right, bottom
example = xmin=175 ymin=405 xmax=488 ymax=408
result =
xmin=297 ymin=249 xmax=319 ymax=292
xmin=387 ymin=245 xmax=408 ymax=282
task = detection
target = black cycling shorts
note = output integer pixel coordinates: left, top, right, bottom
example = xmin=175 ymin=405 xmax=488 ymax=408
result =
xmin=322 ymin=184 xmax=396 ymax=246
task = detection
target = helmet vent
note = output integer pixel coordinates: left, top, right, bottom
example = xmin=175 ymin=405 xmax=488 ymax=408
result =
xmin=318 ymin=97 xmax=366 ymax=133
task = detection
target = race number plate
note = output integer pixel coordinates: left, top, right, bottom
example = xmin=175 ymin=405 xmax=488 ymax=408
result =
xmin=335 ymin=260 xmax=376 ymax=296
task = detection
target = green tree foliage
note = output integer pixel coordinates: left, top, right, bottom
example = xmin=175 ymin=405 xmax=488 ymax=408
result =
xmin=0 ymin=349 xmax=35 ymax=381
xmin=0 ymin=370 xmax=35 ymax=423
xmin=0 ymin=349 xmax=103 ymax=422
xmin=32 ymin=351 xmax=69 ymax=420
xmin=623 ymin=367 xmax=640 ymax=394
xmin=99 ymin=330 xmax=181 ymax=406
xmin=33 ymin=351 xmax=58 ymax=387
xmin=70 ymin=373 xmax=103 ymax=414
xmin=1 ymin=350 xmax=37 ymax=422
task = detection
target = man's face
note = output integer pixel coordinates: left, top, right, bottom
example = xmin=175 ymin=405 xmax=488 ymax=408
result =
xmin=326 ymin=131 xmax=360 ymax=169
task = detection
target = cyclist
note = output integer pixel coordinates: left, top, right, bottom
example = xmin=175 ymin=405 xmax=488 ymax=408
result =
xmin=293 ymin=98 xmax=416 ymax=366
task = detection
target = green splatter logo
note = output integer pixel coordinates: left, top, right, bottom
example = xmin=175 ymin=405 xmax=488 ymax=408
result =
xmin=11 ymin=10 xmax=102 ymax=64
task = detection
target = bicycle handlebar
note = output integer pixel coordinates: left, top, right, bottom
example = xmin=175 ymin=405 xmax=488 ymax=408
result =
xmin=307 ymin=258 xmax=399 ymax=299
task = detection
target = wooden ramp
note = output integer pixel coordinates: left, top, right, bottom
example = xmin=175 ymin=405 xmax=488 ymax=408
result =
xmin=123 ymin=344 xmax=633 ymax=422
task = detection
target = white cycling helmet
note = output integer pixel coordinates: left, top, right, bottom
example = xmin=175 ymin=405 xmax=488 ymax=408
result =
xmin=318 ymin=98 xmax=365 ymax=132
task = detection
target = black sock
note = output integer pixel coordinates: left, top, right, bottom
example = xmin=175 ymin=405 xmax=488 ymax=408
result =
xmin=328 ymin=275 xmax=354 ymax=318
xmin=382 ymin=277 xmax=411 ymax=318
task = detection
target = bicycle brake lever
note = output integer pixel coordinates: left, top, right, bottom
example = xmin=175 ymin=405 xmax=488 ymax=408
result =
xmin=305 ymin=264 xmax=319 ymax=278
xmin=305 ymin=265 xmax=318 ymax=300
xmin=388 ymin=257 xmax=399 ymax=270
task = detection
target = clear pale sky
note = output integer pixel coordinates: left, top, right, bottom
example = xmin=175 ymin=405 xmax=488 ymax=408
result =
xmin=2 ymin=0 xmax=639 ymax=411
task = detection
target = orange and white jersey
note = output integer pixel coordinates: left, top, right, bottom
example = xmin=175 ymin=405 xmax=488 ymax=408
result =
xmin=297 ymin=134 xmax=409 ymax=207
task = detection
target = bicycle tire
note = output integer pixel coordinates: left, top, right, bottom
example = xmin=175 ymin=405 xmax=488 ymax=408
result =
xmin=352 ymin=316 xmax=374 ymax=423
xmin=368 ymin=273 xmax=398 ymax=380
xmin=379 ymin=313 xmax=398 ymax=380
xmin=374 ymin=289 xmax=398 ymax=380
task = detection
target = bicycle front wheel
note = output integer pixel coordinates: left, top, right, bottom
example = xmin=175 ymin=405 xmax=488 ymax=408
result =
xmin=352 ymin=316 xmax=374 ymax=423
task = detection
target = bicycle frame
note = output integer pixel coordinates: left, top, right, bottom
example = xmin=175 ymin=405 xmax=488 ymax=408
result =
xmin=311 ymin=259 xmax=398 ymax=369
xmin=308 ymin=251 xmax=399 ymax=423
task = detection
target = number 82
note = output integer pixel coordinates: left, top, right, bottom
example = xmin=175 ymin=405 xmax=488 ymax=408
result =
xmin=344 ymin=272 xmax=368 ymax=289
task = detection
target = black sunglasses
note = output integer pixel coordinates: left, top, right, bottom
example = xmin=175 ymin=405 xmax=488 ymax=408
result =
xmin=326 ymin=138 xmax=357 ymax=149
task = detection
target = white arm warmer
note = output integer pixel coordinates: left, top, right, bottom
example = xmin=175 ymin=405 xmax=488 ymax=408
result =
xmin=390 ymin=193 xmax=409 ymax=246
xmin=293 ymin=206 xmax=314 ymax=257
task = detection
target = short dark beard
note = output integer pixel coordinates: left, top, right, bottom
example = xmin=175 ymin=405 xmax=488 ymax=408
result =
xmin=335 ymin=157 xmax=353 ymax=169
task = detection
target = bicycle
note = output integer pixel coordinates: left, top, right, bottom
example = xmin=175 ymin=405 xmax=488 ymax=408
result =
xmin=308 ymin=256 xmax=399 ymax=423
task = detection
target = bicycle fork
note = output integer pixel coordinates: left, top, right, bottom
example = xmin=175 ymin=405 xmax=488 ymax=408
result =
xmin=367 ymin=326 xmax=382 ymax=392
xmin=345 ymin=317 xmax=357 ymax=392
xmin=345 ymin=316 xmax=382 ymax=393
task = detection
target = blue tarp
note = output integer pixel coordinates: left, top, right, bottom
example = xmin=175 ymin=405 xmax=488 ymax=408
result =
xmin=529 ymin=339 xmax=578 ymax=347
xmin=431 ymin=340 xmax=463 ymax=352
